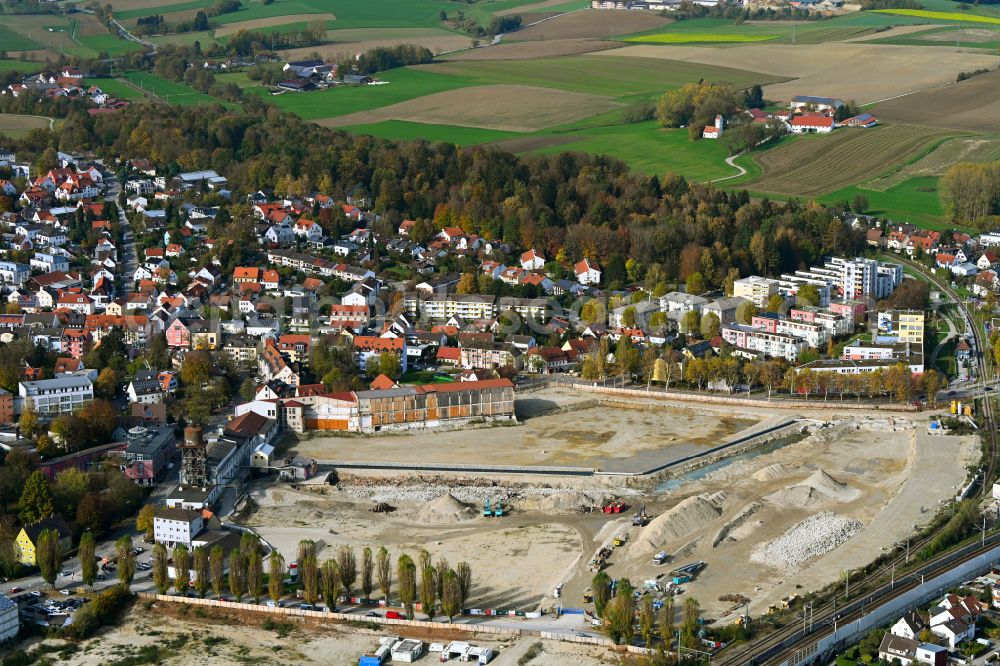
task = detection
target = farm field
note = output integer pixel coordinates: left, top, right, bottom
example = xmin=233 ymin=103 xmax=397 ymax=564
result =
xmin=872 ymin=8 xmax=1000 ymax=24
xmin=254 ymin=68 xmax=477 ymax=120
xmin=864 ymin=136 xmax=1000 ymax=191
xmin=213 ymin=13 xmax=337 ymax=37
xmin=76 ymin=33 xmax=143 ymax=55
xmin=0 ymin=60 xmax=43 ymax=74
xmin=597 ymin=42 xmax=1000 ymax=105
xmin=0 ymin=113 xmax=51 ymax=138
xmin=123 ymin=71 xmax=220 ymax=105
xmin=821 ymin=177 xmax=947 ymax=229
xmin=278 ymin=27 xmax=473 ymax=61
xmin=320 ymin=84 xmax=620 ymax=132
xmin=0 ymin=23 xmax=42 ymax=51
xmin=87 ymin=77 xmax=150 ymax=101
xmin=875 ymin=69 xmax=1000 ymax=132
xmin=866 ymin=25 xmax=1000 ymax=48
xmin=444 ymin=37 xmax=619 ymax=59
xmin=339 ymin=120 xmax=522 ymax=145
xmin=505 ymin=8 xmax=669 ymax=41
xmin=744 ymin=124 xmax=955 ymax=197
xmin=522 ymin=121 xmax=737 ymax=180
xmin=112 ymin=0 xmax=215 ymax=20
xmin=623 ymin=32 xmax=778 ymax=43
xmin=424 ymin=55 xmax=788 ymax=97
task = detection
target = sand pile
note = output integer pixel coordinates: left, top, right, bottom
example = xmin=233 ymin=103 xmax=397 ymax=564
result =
xmin=415 ymin=493 xmax=478 ymax=523
xmin=636 ymin=493 xmax=723 ymax=549
xmin=712 ymin=502 xmax=762 ymax=548
xmin=753 ymin=464 xmax=791 ymax=482
xmin=766 ymin=469 xmax=860 ymax=508
xmin=751 ymin=512 xmax=862 ymax=568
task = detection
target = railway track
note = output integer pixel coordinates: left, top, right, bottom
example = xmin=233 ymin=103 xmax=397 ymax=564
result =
xmin=711 ymin=258 xmax=999 ymax=666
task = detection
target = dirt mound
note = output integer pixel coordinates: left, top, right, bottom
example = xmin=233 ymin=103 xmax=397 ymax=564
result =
xmin=766 ymin=469 xmax=860 ymax=508
xmin=753 ymin=464 xmax=790 ymax=482
xmin=415 ymin=493 xmax=478 ymax=523
xmin=537 ymin=491 xmax=599 ymax=513
xmin=634 ymin=494 xmax=722 ymax=551
xmin=712 ymin=502 xmax=762 ymax=548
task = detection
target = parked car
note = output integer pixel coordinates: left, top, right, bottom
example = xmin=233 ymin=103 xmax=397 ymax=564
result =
xmin=60 ymin=570 xmax=71 ymax=577
xmin=366 ymin=611 xmax=381 ymax=618
xmin=8 ymin=587 xmax=22 ymax=594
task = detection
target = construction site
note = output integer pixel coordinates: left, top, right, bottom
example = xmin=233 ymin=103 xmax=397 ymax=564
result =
xmin=237 ymin=386 xmax=980 ymax=623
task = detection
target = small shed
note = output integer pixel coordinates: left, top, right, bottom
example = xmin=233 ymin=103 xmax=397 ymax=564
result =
xmin=390 ymin=639 xmax=424 ymax=663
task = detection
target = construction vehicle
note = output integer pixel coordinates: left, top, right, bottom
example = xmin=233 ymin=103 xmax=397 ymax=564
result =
xmin=613 ymin=533 xmax=629 ymax=548
xmin=602 ymin=500 xmax=626 ymax=514
xmin=493 ymin=500 xmax=504 ymax=517
xmin=483 ymin=499 xmax=491 ymax=517
xmin=632 ymin=506 xmax=649 ymax=527
xmin=653 ymin=551 xmax=669 ymax=565
xmin=583 ymin=589 xmax=593 ymax=604
xmin=671 ymin=561 xmax=705 ymax=579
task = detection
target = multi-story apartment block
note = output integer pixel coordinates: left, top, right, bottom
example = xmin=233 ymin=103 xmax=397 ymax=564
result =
xmin=733 ymin=276 xmax=779 ymax=308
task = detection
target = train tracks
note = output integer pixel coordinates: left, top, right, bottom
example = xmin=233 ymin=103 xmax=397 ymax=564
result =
xmin=711 ymin=258 xmax=999 ymax=666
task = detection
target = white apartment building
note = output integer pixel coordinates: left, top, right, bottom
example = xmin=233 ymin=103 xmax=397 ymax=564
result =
xmin=17 ymin=375 xmax=94 ymax=415
xmin=406 ymin=294 xmax=497 ymax=321
xmin=0 ymin=262 xmax=29 ymax=286
xmin=733 ymin=276 xmax=779 ymax=308
xmin=153 ymin=506 xmax=204 ymax=548
xmin=0 ymin=595 xmax=18 ymax=642
xmin=722 ymin=325 xmax=806 ymax=362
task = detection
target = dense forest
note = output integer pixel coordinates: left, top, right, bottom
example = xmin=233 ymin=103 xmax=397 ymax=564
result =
xmin=0 ymin=91 xmax=865 ymax=289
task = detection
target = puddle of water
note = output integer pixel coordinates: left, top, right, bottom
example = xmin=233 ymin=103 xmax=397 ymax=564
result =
xmin=654 ymin=433 xmax=807 ymax=493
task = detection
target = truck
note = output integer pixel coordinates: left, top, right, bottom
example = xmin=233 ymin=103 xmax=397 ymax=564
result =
xmin=652 ymin=551 xmax=669 ymax=565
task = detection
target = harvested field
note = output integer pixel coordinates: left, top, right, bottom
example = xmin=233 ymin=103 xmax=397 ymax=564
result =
xmin=593 ymin=43 xmax=1000 ymax=104
xmin=919 ymin=27 xmax=1000 ymax=41
xmin=105 ymin=0 xmax=210 ymax=10
xmin=445 ymin=37 xmax=621 ymax=59
xmin=424 ymin=55 xmax=788 ymax=96
xmin=497 ymin=0 xmax=580 ymax=14
xmin=0 ymin=113 xmax=51 ymax=138
xmin=747 ymin=124 xmax=954 ymax=197
xmin=877 ymin=69 xmax=1000 ymax=132
xmin=213 ymin=13 xmax=336 ymax=37
xmin=317 ymin=84 xmax=621 ymax=132
xmin=624 ymin=32 xmax=779 ymax=43
xmin=841 ymin=23 xmax=945 ymax=41
xmin=507 ymin=8 xmax=669 ymax=41
xmin=278 ymin=27 xmax=472 ymax=58
xmin=864 ymin=136 xmax=1000 ymax=191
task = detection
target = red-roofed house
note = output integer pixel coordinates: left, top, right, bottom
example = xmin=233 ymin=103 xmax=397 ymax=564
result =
xmin=789 ymin=114 xmax=834 ymax=134
xmin=520 ymin=249 xmax=545 ymax=270
xmin=353 ymin=336 xmax=407 ymax=373
xmin=574 ymin=258 xmax=601 ymax=285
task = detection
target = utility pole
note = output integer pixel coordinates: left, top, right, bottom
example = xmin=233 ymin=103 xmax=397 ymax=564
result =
xmin=983 ymin=515 xmax=987 ymax=547
xmin=844 ymin=569 xmax=850 ymax=600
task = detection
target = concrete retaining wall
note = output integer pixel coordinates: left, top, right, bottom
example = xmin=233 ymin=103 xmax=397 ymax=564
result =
xmin=552 ymin=382 xmax=918 ymax=412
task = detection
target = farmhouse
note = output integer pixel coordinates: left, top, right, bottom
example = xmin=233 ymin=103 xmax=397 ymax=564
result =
xmin=789 ymin=114 xmax=834 ymax=134
xmin=790 ymin=95 xmax=844 ymax=112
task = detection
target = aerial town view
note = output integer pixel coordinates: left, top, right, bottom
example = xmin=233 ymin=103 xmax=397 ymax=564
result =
xmin=3 ymin=0 xmax=1000 ymax=664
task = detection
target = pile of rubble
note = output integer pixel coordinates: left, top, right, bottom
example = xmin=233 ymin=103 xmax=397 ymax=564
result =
xmin=751 ymin=511 xmax=862 ymax=568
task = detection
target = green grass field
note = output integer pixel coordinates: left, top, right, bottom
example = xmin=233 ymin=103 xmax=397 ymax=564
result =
xmin=867 ymin=24 xmax=1000 ymax=48
xmin=87 ymin=77 xmax=150 ymax=101
xmin=0 ymin=24 xmax=42 ymax=51
xmin=340 ymin=120 xmax=521 ymax=145
xmin=76 ymin=34 xmax=143 ymax=56
xmin=529 ymin=121 xmax=735 ymax=180
xmin=822 ymin=177 xmax=947 ymax=228
xmin=124 ymin=71 xmax=221 ymax=105
xmin=623 ymin=32 xmax=778 ymax=43
xmin=202 ymin=0 xmax=488 ymax=30
xmin=423 ymin=56 xmax=786 ymax=98
xmin=255 ymin=68 xmax=477 ymax=120
xmin=0 ymin=60 xmax=43 ymax=73
xmin=872 ymin=8 xmax=1000 ymax=24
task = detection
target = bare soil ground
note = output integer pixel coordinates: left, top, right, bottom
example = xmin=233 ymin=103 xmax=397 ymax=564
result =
xmin=102 ymin=0 xmax=200 ymax=10
xmin=876 ymin=69 xmax=1000 ymax=132
xmin=591 ymin=418 xmax=978 ymax=618
xmin=279 ymin=27 xmax=473 ymax=59
xmin=507 ymin=8 xmax=669 ymax=41
xmin=865 ymin=135 xmax=1000 ymax=190
xmin=316 ymin=84 xmax=621 ymax=132
xmin=445 ymin=38 xmax=623 ymax=60
xmin=747 ymin=124 xmax=954 ymax=197
xmin=293 ymin=387 xmax=770 ymax=472
xmin=213 ymin=13 xmax=336 ymax=37
xmin=25 ymin=599 xmax=616 ymax=665
xmin=591 ymin=43 xmax=1000 ymax=104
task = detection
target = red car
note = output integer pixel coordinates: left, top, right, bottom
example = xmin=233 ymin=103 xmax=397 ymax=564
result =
xmin=7 ymin=587 xmax=22 ymax=593
xmin=385 ymin=610 xmax=403 ymax=619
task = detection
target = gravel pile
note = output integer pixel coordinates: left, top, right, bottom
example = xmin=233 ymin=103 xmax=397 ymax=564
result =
xmin=751 ymin=512 xmax=862 ymax=568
